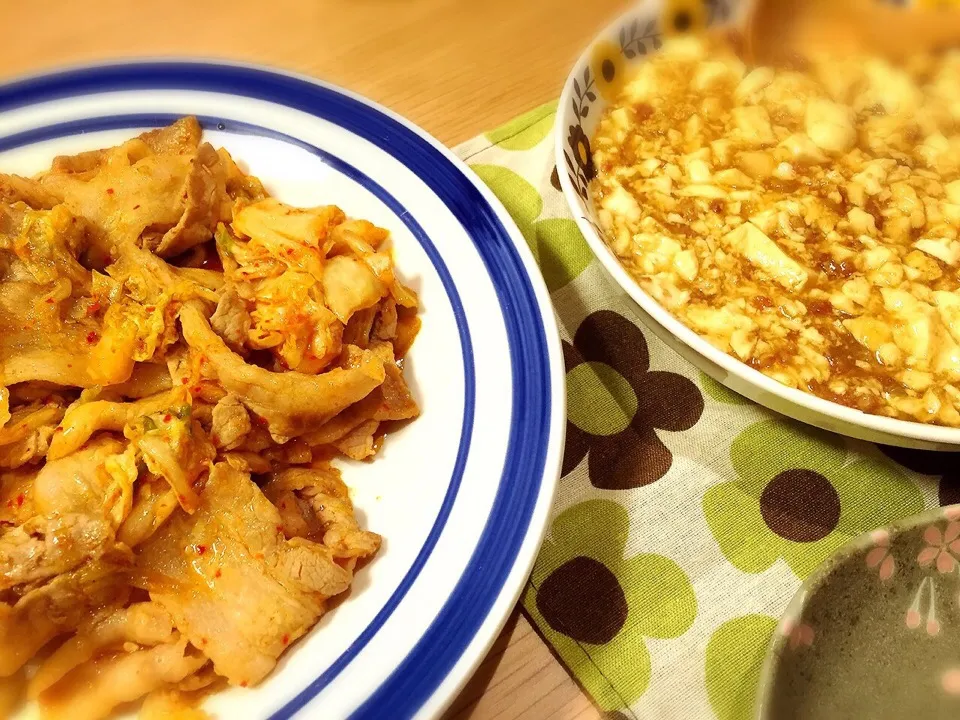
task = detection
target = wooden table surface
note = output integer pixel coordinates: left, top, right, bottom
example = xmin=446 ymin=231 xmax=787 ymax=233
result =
xmin=1 ymin=1 xmax=626 ymax=717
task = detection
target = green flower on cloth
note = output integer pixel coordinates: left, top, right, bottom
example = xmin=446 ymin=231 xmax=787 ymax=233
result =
xmin=484 ymin=100 xmax=558 ymax=151
xmin=705 ymin=615 xmax=778 ymax=720
xmin=470 ymin=164 xmax=592 ymax=292
xmin=524 ymin=499 xmax=696 ymax=710
xmin=704 ymin=420 xmax=924 ymax=579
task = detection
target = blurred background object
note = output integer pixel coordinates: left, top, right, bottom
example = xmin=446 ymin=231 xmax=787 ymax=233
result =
xmin=745 ymin=0 xmax=960 ymax=66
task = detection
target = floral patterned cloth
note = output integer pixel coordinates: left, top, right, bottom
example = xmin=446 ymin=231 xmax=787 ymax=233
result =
xmin=455 ymin=104 xmax=960 ymax=719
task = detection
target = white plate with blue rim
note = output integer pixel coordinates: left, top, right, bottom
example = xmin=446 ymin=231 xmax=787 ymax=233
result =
xmin=0 ymin=62 xmax=565 ymax=719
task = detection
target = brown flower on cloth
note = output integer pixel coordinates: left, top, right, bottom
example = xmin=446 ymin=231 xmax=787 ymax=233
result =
xmin=879 ymin=446 xmax=960 ymax=506
xmin=563 ymin=310 xmax=704 ymax=489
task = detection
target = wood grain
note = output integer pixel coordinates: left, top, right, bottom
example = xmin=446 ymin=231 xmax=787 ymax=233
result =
xmin=445 ymin=611 xmax=600 ymax=720
xmin=0 ymin=2 xmax=621 ymax=716
xmin=3 ymin=0 xmax=624 ymax=146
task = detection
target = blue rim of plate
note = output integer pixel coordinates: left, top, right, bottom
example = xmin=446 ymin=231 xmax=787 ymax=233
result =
xmin=0 ymin=63 xmax=555 ymax=718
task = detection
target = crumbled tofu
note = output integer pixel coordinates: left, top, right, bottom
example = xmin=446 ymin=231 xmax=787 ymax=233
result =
xmin=590 ymin=35 xmax=960 ymax=427
xmin=848 ymin=208 xmax=877 ymax=236
xmin=686 ymin=158 xmax=712 ymax=184
xmin=779 ymin=133 xmax=828 ymax=165
xmin=806 ymin=98 xmax=857 ymax=154
xmin=844 ymin=317 xmax=892 ymax=353
xmin=601 ymin=184 xmax=641 ymax=223
xmin=725 ymin=223 xmax=808 ymax=291
xmin=914 ymin=237 xmax=960 ymax=266
xmin=945 ymin=179 xmax=960 ymax=205
xmin=735 ymin=67 xmax=775 ymax=101
xmin=693 ymin=60 xmax=734 ymax=92
xmin=732 ymin=106 xmax=776 ymax=145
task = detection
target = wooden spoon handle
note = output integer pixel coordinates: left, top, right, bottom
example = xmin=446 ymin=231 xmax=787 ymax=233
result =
xmin=862 ymin=5 xmax=960 ymax=57
xmin=744 ymin=0 xmax=960 ymax=66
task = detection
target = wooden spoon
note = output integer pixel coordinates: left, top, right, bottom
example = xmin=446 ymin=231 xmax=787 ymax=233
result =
xmin=743 ymin=0 xmax=960 ymax=66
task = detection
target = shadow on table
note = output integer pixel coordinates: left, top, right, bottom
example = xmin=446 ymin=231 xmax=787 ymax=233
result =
xmin=442 ymin=611 xmax=520 ymax=719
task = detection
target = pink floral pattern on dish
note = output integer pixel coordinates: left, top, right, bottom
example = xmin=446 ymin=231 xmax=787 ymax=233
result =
xmin=789 ymin=624 xmax=814 ymax=650
xmin=917 ymin=522 xmax=960 ymax=573
xmin=906 ymin=576 xmax=941 ymax=636
xmin=943 ymin=668 xmax=960 ymax=696
xmin=781 ymin=618 xmax=815 ymax=650
xmin=866 ymin=529 xmax=896 ymax=580
xmin=767 ymin=507 xmax=960 ymax=714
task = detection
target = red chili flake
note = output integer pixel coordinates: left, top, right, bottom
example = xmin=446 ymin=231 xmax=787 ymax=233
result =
xmin=133 ymin=204 xmax=140 ymax=209
xmin=181 ymin=377 xmax=190 ymax=385
xmin=196 ymin=544 xmax=207 ymax=555
xmin=191 ymin=385 xmax=202 ymax=394
xmin=214 ymin=568 xmax=222 ymax=578
xmin=200 ymin=637 xmax=208 ymax=646
xmin=54 ymin=426 xmax=63 ymax=433
xmin=106 ymin=188 xmax=114 ymax=195
xmin=16 ymin=494 xmax=24 ymax=508
xmin=240 ymin=681 xmax=249 ymax=688
xmin=163 ymin=413 xmax=172 ymax=423
xmin=67 ymin=364 xmax=73 ymax=369
xmin=254 ymin=415 xmax=268 ymax=427
xmin=86 ymin=300 xmax=102 ymax=315
xmin=177 ymin=494 xmax=186 ymax=504
xmin=44 ymin=297 xmax=55 ymax=304
xmin=281 ymin=634 xmax=290 ymax=646
xmin=276 ymin=525 xmax=284 ymax=534
xmin=145 ymin=305 xmax=155 ymax=312
xmin=86 ymin=331 xmax=99 ymax=344
xmin=253 ymin=552 xmax=264 ymax=560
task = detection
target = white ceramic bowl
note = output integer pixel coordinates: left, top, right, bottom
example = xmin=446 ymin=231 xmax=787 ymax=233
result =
xmin=556 ymin=0 xmax=960 ymax=450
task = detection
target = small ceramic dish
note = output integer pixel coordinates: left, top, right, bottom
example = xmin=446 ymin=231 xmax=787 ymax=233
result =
xmin=756 ymin=504 xmax=960 ymax=720
xmin=555 ymin=0 xmax=960 ymax=449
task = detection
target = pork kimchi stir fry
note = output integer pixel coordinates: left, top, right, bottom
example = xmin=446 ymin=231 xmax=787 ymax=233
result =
xmin=0 ymin=117 xmax=420 ymax=719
